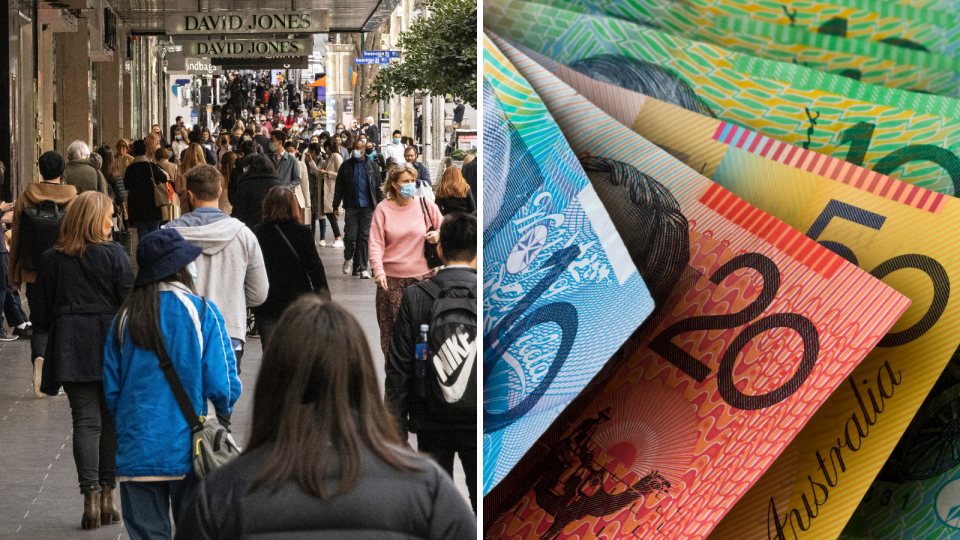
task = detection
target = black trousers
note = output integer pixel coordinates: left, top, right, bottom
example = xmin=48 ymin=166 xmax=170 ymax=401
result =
xmin=24 ymin=283 xmax=47 ymax=361
xmin=418 ymin=430 xmax=477 ymax=513
xmin=63 ymin=382 xmax=117 ymax=493
xmin=343 ymin=207 xmax=374 ymax=273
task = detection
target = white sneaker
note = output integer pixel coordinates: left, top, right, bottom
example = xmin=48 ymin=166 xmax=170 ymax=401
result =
xmin=342 ymin=259 xmax=352 ymax=274
xmin=33 ymin=358 xmax=45 ymax=399
xmin=318 ymin=240 xmax=327 ymax=247
xmin=360 ymin=270 xmax=371 ymax=279
xmin=332 ymin=240 xmax=344 ymax=248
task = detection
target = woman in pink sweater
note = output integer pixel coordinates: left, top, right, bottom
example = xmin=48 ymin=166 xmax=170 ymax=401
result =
xmin=369 ymin=165 xmax=442 ymax=356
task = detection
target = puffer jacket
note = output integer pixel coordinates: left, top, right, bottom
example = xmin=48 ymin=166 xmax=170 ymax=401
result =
xmin=174 ymin=443 xmax=477 ymax=539
xmin=103 ymin=282 xmax=241 ymax=477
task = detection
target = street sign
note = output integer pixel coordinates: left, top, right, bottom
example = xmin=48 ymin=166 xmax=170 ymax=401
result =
xmin=182 ymin=38 xmax=312 ymax=58
xmin=362 ymin=51 xmax=400 ymax=58
xmin=355 ymin=57 xmax=389 ymax=64
xmin=165 ymin=11 xmax=329 ymax=34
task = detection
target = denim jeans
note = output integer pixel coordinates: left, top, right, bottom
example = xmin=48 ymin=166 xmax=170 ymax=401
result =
xmin=320 ymin=213 xmax=341 ymax=241
xmin=343 ymin=207 xmax=374 ymax=273
xmin=418 ymin=430 xmax=477 ymax=513
xmin=62 ymin=382 xmax=117 ymax=493
xmin=121 ymin=473 xmax=198 ymax=540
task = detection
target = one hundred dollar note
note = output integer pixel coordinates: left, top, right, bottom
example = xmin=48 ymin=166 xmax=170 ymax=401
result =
xmin=482 ymin=34 xmax=657 ymax=496
xmin=482 ymin=32 xmax=911 ymax=540
xmin=484 ymin=0 xmax=960 ymax=196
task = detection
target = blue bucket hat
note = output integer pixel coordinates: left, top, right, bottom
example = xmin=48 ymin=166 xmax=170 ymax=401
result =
xmin=134 ymin=229 xmax=203 ymax=287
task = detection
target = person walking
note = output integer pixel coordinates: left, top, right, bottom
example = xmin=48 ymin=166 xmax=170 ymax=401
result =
xmin=115 ymin=140 xmax=134 ymax=180
xmin=62 ymin=141 xmax=108 ymax=195
xmin=461 ymin=157 xmax=477 ymax=200
xmin=218 ymin=152 xmax=236 ymax=214
xmin=231 ymin=153 xmax=280 ymax=230
xmin=32 ymin=191 xmax=134 ymax=528
xmin=452 ymin=99 xmax=465 ymax=129
xmin=269 ymin=131 xmax=301 ymax=188
xmin=170 ymin=127 xmax=189 ymax=162
xmin=0 ymin=161 xmax=29 ymax=342
xmin=317 ymin=140 xmax=344 ymax=247
xmin=434 ymin=166 xmax=476 ymax=215
xmin=96 ymin=146 xmax=126 ymax=222
xmin=9 ymin=151 xmax=78 ymax=397
xmin=123 ymin=139 xmax=169 ymax=239
xmin=283 ymin=140 xmax=311 ymax=224
xmin=103 ymin=228 xmax=240 ymax=540
xmin=382 ymin=130 xmax=405 ymax=164
xmin=175 ymin=296 xmax=477 ymax=539
xmin=333 ymin=140 xmax=383 ymax=278
xmin=403 ymin=146 xmax=434 ymax=202
xmin=252 ymin=187 xmax=328 ymax=345
xmin=385 ymin=212 xmax=478 ymax=512
xmin=165 ymin=165 xmax=268 ymax=370
xmin=369 ymin=165 xmax=442 ymax=357
xmin=156 ymin=147 xmax=183 ymax=222
xmin=362 ymin=116 xmax=381 ymax=150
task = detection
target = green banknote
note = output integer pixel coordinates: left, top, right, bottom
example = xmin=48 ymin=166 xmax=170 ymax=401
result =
xmin=485 ymin=0 xmax=960 ymax=196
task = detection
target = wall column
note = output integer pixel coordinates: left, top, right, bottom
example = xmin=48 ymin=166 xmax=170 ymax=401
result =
xmin=39 ymin=25 xmax=53 ymax=153
xmin=56 ymin=16 xmax=92 ymax=149
xmin=98 ymin=50 xmax=122 ymax=148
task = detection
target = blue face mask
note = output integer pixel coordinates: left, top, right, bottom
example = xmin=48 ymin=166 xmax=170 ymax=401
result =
xmin=352 ymin=150 xmax=363 ymax=159
xmin=400 ymin=183 xmax=416 ymax=199
xmin=366 ymin=150 xmax=377 ymax=159
xmin=393 ymin=138 xmax=400 ymax=144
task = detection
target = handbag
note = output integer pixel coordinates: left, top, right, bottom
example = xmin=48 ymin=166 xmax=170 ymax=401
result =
xmin=151 ymin=163 xmax=172 ymax=207
xmin=274 ymin=224 xmax=315 ymax=291
xmin=419 ymin=197 xmax=443 ymax=269
xmin=155 ymin=336 xmax=241 ymax=478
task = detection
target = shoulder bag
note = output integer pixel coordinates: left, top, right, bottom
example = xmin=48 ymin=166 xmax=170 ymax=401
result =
xmin=419 ymin=197 xmax=443 ymax=269
xmin=156 ymin=336 xmax=240 ymax=478
xmin=152 ymin=163 xmax=172 ymax=208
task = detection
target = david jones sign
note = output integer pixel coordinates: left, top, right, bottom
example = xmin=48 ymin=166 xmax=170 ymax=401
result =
xmin=166 ymin=11 xmax=329 ymax=34
xmin=183 ymin=39 xmax=312 ymax=58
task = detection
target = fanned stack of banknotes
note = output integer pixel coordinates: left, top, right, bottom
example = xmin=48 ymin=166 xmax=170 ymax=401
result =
xmin=482 ymin=0 xmax=960 ymax=538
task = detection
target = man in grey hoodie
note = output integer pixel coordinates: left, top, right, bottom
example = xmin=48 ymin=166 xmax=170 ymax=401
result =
xmin=164 ymin=165 xmax=268 ymax=370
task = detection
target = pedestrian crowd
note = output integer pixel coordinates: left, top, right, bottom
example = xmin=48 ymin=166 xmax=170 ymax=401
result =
xmin=0 ymin=96 xmax=477 ymax=538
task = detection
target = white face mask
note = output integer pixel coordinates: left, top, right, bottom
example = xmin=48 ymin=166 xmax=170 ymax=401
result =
xmin=187 ymin=262 xmax=198 ymax=283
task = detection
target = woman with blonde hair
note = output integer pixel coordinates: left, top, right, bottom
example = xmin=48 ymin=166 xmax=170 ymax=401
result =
xmin=218 ymin=152 xmax=237 ymax=214
xmin=155 ymin=146 xmax=182 ymax=221
xmin=434 ymin=166 xmax=476 ymax=216
xmin=32 ymin=191 xmax=135 ymax=529
xmin=368 ymin=165 xmax=442 ymax=356
xmin=115 ymin=139 xmax=134 ymax=180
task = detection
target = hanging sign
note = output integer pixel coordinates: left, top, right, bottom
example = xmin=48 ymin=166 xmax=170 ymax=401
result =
xmin=185 ymin=58 xmax=223 ymax=75
xmin=362 ymin=51 xmax=400 ymax=58
xmin=182 ymin=38 xmax=312 ymax=58
xmin=355 ymin=57 xmax=389 ymax=64
xmin=165 ymin=11 xmax=329 ymax=34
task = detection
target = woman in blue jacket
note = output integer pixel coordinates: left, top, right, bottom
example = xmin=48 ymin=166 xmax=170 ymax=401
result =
xmin=103 ymin=228 xmax=241 ymax=540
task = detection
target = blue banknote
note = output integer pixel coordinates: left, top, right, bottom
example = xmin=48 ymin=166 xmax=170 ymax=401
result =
xmin=482 ymin=35 xmax=655 ymax=495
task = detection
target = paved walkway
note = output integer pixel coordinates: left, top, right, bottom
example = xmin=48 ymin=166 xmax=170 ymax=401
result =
xmin=0 ymin=229 xmax=469 ymax=538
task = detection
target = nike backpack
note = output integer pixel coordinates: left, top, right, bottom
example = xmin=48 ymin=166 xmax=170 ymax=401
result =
xmin=416 ymin=280 xmax=477 ymax=417
xmin=19 ymin=200 xmax=68 ymax=271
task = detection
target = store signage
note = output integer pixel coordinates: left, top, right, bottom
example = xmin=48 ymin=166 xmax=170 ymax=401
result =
xmin=355 ymin=57 xmax=389 ymax=64
xmin=363 ymin=51 xmax=400 ymax=58
xmin=165 ymin=11 xmax=329 ymax=34
xmin=182 ymin=38 xmax=312 ymax=58
xmin=185 ymin=57 xmax=223 ymax=75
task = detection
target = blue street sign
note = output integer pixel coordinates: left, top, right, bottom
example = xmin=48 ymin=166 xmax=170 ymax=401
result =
xmin=355 ymin=57 xmax=389 ymax=64
xmin=363 ymin=50 xmax=400 ymax=58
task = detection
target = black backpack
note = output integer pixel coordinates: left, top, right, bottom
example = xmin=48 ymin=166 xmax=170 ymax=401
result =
xmin=416 ymin=280 xmax=477 ymax=415
xmin=19 ymin=200 xmax=68 ymax=272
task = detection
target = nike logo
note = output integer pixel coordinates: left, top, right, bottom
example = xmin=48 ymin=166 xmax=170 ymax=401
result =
xmin=432 ymin=327 xmax=476 ymax=403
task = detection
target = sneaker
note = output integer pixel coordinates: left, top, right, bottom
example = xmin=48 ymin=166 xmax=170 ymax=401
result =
xmin=0 ymin=329 xmax=17 ymax=342
xmin=247 ymin=323 xmax=260 ymax=340
xmin=33 ymin=358 xmax=45 ymax=398
xmin=342 ymin=259 xmax=352 ymax=274
xmin=360 ymin=270 xmax=371 ymax=279
xmin=318 ymin=240 xmax=327 ymax=247
xmin=13 ymin=325 xmax=32 ymax=339
xmin=332 ymin=240 xmax=344 ymax=248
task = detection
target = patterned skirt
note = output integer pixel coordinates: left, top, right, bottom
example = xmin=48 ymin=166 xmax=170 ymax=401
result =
xmin=376 ymin=272 xmax=433 ymax=358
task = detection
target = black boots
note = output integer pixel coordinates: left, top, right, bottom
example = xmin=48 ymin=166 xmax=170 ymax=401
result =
xmin=81 ymin=491 xmax=100 ymax=530
xmin=100 ymin=484 xmax=120 ymax=526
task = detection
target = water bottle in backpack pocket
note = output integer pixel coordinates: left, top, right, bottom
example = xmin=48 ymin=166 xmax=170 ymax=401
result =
xmin=415 ymin=281 xmax=477 ymax=416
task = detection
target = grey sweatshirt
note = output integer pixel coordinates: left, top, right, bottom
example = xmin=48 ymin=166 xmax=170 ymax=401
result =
xmin=165 ymin=208 xmax=269 ymax=342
